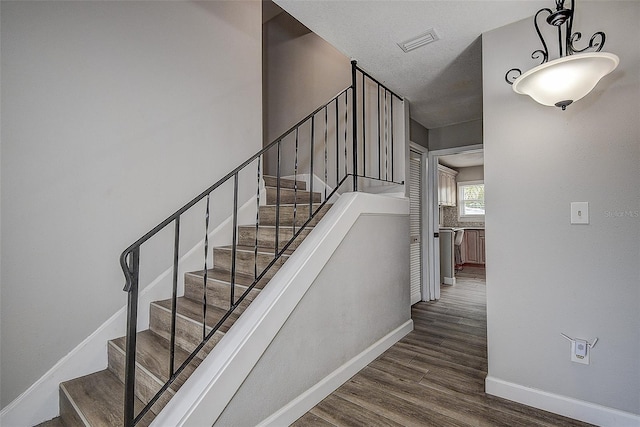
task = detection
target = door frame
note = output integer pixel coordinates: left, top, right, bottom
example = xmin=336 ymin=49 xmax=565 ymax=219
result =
xmin=409 ymin=142 xmax=428 ymax=303
xmin=426 ymin=144 xmax=483 ymax=300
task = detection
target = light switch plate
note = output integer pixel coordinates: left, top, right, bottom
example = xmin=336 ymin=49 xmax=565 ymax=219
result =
xmin=571 ymin=202 xmax=589 ymax=224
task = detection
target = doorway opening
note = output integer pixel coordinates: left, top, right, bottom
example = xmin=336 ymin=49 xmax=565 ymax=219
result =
xmin=425 ymin=144 xmax=484 ymax=301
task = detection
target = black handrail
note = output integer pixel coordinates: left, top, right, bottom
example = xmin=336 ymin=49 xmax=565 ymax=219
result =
xmin=120 ymin=61 xmax=403 ymax=426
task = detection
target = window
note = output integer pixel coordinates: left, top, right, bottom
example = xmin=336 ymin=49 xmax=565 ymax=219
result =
xmin=458 ymin=181 xmax=485 ymax=221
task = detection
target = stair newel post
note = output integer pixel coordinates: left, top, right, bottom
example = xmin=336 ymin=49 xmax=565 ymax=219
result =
xmin=169 ymin=217 xmax=180 ymax=377
xmin=351 ymin=60 xmax=358 ymax=191
xmin=230 ymin=172 xmax=239 ymax=309
xmin=123 ymin=247 xmax=140 ymax=427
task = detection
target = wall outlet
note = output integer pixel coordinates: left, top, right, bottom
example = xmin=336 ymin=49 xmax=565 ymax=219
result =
xmin=571 ymin=202 xmax=589 ymax=224
xmin=571 ymin=340 xmax=590 ymax=365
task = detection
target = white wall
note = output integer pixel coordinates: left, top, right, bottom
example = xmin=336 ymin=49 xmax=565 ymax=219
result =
xmin=456 ymin=165 xmax=484 ymax=182
xmin=215 ymin=213 xmax=410 ymax=425
xmin=0 ymin=0 xmax=262 ymax=407
xmin=483 ymin=1 xmax=640 ymax=420
xmin=409 ymin=118 xmax=429 ymax=149
xmin=263 ymin=10 xmax=351 ymax=145
xmin=428 ymin=119 xmax=483 ymax=151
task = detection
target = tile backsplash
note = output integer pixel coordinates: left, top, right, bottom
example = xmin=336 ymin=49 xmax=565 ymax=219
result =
xmin=441 ymin=206 xmax=485 ymax=228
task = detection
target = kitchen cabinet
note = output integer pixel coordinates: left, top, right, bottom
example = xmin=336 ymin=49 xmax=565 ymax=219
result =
xmin=438 ymin=165 xmax=458 ymax=206
xmin=461 ymin=229 xmax=485 ymax=265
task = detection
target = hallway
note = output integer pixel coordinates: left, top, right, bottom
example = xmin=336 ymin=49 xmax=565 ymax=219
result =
xmin=292 ymin=267 xmax=593 ymax=426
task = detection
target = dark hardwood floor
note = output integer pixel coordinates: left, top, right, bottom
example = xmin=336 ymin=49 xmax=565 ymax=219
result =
xmin=292 ymin=266 xmax=593 ymax=427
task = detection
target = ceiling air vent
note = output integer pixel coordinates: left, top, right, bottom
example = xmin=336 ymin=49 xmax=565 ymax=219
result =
xmin=397 ymin=29 xmax=440 ymax=53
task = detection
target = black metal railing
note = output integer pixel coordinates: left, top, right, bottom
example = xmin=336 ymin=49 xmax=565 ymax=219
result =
xmin=120 ymin=61 xmax=402 ymax=426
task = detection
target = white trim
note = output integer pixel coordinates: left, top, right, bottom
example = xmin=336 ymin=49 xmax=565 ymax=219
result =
xmin=150 ymin=192 xmax=409 ymax=426
xmin=457 ymin=180 xmax=485 ymax=222
xmin=257 ymin=319 xmax=413 ymax=426
xmin=426 ymin=152 xmax=440 ymax=300
xmin=0 ymin=195 xmax=260 ymax=427
xmin=486 ymin=376 xmax=640 ymax=427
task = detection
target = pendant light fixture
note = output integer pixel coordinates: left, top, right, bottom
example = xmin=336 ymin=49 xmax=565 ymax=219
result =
xmin=505 ymin=0 xmax=619 ymax=110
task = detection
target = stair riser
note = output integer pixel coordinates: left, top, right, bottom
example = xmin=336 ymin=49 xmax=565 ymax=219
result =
xmin=258 ymin=205 xmax=330 ymax=227
xmin=263 ymin=176 xmax=306 ymax=190
xmin=213 ymin=248 xmax=287 ymax=278
xmin=237 ymin=227 xmax=309 ymax=250
xmin=149 ymin=304 xmax=222 ymax=355
xmin=107 ymin=344 xmax=172 ymax=415
xmin=184 ymin=277 xmax=259 ymax=312
xmin=266 ymin=187 xmax=321 ymax=205
xmin=60 ymin=387 xmax=84 ymax=427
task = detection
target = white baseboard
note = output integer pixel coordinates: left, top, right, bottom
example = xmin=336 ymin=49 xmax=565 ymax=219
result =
xmin=258 ymin=319 xmax=414 ymax=426
xmin=485 ymin=376 xmax=640 ymax=427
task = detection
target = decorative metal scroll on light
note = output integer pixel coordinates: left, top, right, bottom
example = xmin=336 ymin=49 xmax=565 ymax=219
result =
xmin=505 ymin=0 xmax=607 ymax=109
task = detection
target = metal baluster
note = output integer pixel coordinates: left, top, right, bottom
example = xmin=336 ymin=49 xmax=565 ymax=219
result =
xmin=309 ymin=115 xmax=315 ymax=215
xmin=378 ymin=84 xmax=382 ymax=180
xmin=230 ymin=173 xmax=239 ymax=308
xmin=255 ymin=157 xmax=260 ymax=279
xmin=344 ymin=90 xmax=348 ymax=180
xmin=324 ymin=106 xmax=328 ymax=201
xmin=170 ymin=217 xmax=180 ymax=377
xmin=294 ymin=128 xmax=298 ymax=234
xmin=351 ymin=61 xmax=358 ymax=191
xmin=275 ymin=141 xmax=281 ymax=258
xmin=335 ymin=99 xmax=339 ymax=187
xmin=362 ymin=70 xmax=366 ymax=178
xmin=202 ymin=194 xmax=210 ymax=341
xmin=390 ymin=94 xmax=396 ymax=181
xmin=123 ymin=248 xmax=139 ymax=427
xmin=385 ymin=90 xmax=388 ymax=181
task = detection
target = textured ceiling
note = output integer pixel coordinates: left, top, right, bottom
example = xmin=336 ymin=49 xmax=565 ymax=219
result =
xmin=274 ymin=0 xmax=548 ymax=129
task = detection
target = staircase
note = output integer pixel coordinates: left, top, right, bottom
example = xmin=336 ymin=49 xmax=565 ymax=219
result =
xmin=40 ymin=177 xmax=330 ymax=427
xmin=26 ymin=62 xmax=404 ymax=427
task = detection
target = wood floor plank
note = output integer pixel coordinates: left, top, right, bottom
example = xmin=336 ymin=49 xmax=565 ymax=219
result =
xmin=292 ymin=267 xmax=594 ymax=427
xmin=293 ymin=412 xmax=337 ymax=427
xmin=310 ymin=394 xmax=405 ymax=427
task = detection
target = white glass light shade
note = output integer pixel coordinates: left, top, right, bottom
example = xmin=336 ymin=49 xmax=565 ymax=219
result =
xmin=512 ymin=52 xmax=619 ymax=108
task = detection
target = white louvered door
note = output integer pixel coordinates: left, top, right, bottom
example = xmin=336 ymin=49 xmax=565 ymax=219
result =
xmin=409 ymin=149 xmax=423 ymax=304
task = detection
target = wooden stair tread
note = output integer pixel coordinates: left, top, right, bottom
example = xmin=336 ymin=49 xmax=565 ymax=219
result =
xmin=237 ymin=224 xmax=315 ymax=230
xmin=263 ymin=175 xmax=307 ymax=190
xmin=260 ymin=205 xmax=331 ymax=209
xmin=215 ymin=245 xmax=295 ymax=256
xmin=34 ymin=417 xmax=65 ymax=427
xmin=109 ymin=330 xmax=202 ymax=392
xmin=60 ymin=370 xmax=154 ymax=427
xmin=185 ymin=268 xmax=270 ymax=290
xmin=265 ymin=187 xmax=322 ymax=203
xmin=152 ymin=297 xmax=239 ymax=333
